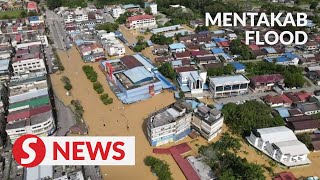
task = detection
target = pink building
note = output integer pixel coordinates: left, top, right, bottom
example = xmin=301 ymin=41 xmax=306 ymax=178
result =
xmin=27 ymin=1 xmax=39 ymax=13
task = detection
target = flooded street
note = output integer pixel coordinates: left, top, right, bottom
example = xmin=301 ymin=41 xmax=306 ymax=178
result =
xmin=50 ymin=47 xmax=187 ymax=179
xmin=50 ymin=47 xmax=320 ymax=180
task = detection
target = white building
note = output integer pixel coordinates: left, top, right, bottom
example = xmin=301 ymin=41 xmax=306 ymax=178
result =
xmin=6 ymin=109 xmax=55 ymax=143
xmin=25 ymin=165 xmax=53 ymax=180
xmin=145 ymin=3 xmax=157 ymax=15
xmin=64 ymin=14 xmax=74 ymax=23
xmin=209 ymin=75 xmax=250 ymax=98
xmin=112 ymin=6 xmax=125 ymax=19
xmin=178 ymin=70 xmax=207 ymax=96
xmin=12 ymin=56 xmax=46 ymax=75
xmin=74 ymin=8 xmax=88 ymax=22
xmin=147 ymin=99 xmax=224 ymax=146
xmin=247 ymin=126 xmax=311 ymax=167
xmin=227 ymin=33 xmax=237 ymax=41
xmin=97 ymin=31 xmax=126 ymax=56
xmin=126 ymin=14 xmax=156 ymax=29
xmin=192 ymin=105 xmax=224 ymax=141
xmin=168 ymin=43 xmax=186 ymax=53
xmin=147 ymin=102 xmax=192 ymax=146
xmin=107 ymin=44 xmax=125 ymax=56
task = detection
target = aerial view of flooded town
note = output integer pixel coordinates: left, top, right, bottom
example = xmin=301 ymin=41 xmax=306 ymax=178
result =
xmin=0 ymin=0 xmax=320 ymax=179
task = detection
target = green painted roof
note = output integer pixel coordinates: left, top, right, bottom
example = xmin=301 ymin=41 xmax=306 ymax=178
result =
xmin=9 ymin=96 xmax=50 ymax=110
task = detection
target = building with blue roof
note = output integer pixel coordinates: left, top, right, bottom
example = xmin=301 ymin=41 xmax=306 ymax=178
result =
xmin=123 ymin=67 xmax=154 ymax=84
xmin=220 ymin=53 xmax=233 ymax=61
xmin=28 ymin=16 xmax=44 ymax=25
xmin=99 ymin=54 xmax=175 ymax=104
xmin=265 ymin=52 xmax=299 ymax=65
xmin=211 ymin=48 xmax=224 ymax=55
xmin=275 ymin=107 xmax=290 ymax=118
xmin=203 ymin=43 xmax=216 ymax=50
xmin=28 ymin=16 xmax=39 ymax=21
xmin=230 ymin=62 xmax=245 ymax=73
xmin=213 ymin=38 xmax=227 ymax=43
xmin=169 ymin=43 xmax=186 ymax=53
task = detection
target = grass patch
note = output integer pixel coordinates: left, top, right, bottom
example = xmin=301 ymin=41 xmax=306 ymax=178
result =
xmin=0 ymin=10 xmax=25 ymax=19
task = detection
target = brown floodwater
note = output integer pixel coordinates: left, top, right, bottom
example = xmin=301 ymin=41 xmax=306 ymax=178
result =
xmin=51 ymin=47 xmax=320 ymax=180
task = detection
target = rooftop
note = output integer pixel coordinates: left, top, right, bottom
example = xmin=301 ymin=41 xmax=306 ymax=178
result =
xmin=9 ymin=95 xmax=50 ymax=111
xmin=230 ymin=62 xmax=245 ymax=70
xmin=6 ymin=110 xmax=52 ymax=130
xmin=254 ymin=126 xmax=297 ymax=143
xmin=149 ymin=102 xmax=187 ymax=128
xmin=127 ymin=14 xmax=154 ymax=22
xmin=169 ymin=43 xmax=186 ymax=50
xmin=274 ymin=140 xmax=309 ymax=156
xmin=9 ymin=81 xmax=47 ymax=96
xmin=250 ymin=74 xmax=284 ymax=84
xmin=210 ymin=75 xmax=250 ymax=86
xmin=123 ymin=66 xmax=154 ymax=84
xmin=7 ymin=105 xmax=51 ymax=122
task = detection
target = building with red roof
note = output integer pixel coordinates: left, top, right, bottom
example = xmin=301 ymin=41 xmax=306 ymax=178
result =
xmin=126 ymin=14 xmax=156 ymax=29
xmin=27 ymin=1 xmax=39 ymax=13
xmin=174 ymin=51 xmax=191 ymax=60
xmin=249 ymin=44 xmax=260 ymax=51
xmin=250 ymin=74 xmax=284 ymax=92
xmin=190 ymin=50 xmax=211 ymax=58
xmin=263 ymin=94 xmax=293 ymax=107
xmin=217 ymin=41 xmax=230 ymax=49
xmin=153 ymin=143 xmax=201 ymax=180
xmin=273 ymin=172 xmax=297 ymax=180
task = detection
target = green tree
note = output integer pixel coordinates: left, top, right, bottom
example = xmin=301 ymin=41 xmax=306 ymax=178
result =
xmin=28 ymin=11 xmax=38 ymax=16
xmin=145 ymin=6 xmax=152 ymax=15
xmin=310 ymin=1 xmax=319 ymax=10
xmin=116 ymin=12 xmax=132 ymax=24
xmin=47 ymin=0 xmax=62 ymax=10
xmin=64 ymin=83 xmax=72 ymax=91
xmin=96 ymin=23 xmax=119 ymax=32
xmin=20 ymin=11 xmax=28 ymax=18
xmin=158 ymin=62 xmax=176 ymax=81
xmin=150 ymin=34 xmax=173 ymax=45
xmin=297 ymin=133 xmax=313 ymax=150
xmin=207 ymin=64 xmax=234 ymax=77
xmin=195 ymin=25 xmax=209 ymax=33
xmin=62 ymin=0 xmax=87 ymax=8
xmin=221 ymin=101 xmax=285 ymax=136
xmin=144 ymin=156 xmax=173 ymax=180
xmin=199 ymin=134 xmax=266 ymax=180
xmin=230 ymin=39 xmax=253 ymax=60
xmin=136 ymin=35 xmax=145 ymax=43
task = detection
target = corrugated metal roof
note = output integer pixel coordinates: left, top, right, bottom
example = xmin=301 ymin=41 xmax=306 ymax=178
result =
xmin=123 ymin=67 xmax=153 ymax=84
xmin=169 ymin=43 xmax=186 ymax=50
xmin=211 ymin=48 xmax=224 ymax=54
xmin=9 ymin=96 xmax=50 ymax=110
xmin=210 ymin=75 xmax=250 ymax=86
xmin=257 ymin=126 xmax=297 ymax=143
xmin=274 ymin=140 xmax=309 ymax=155
xmin=9 ymin=88 xmax=48 ymax=103
xmin=120 ymin=55 xmax=143 ymax=69
xmin=230 ymin=62 xmax=245 ymax=70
